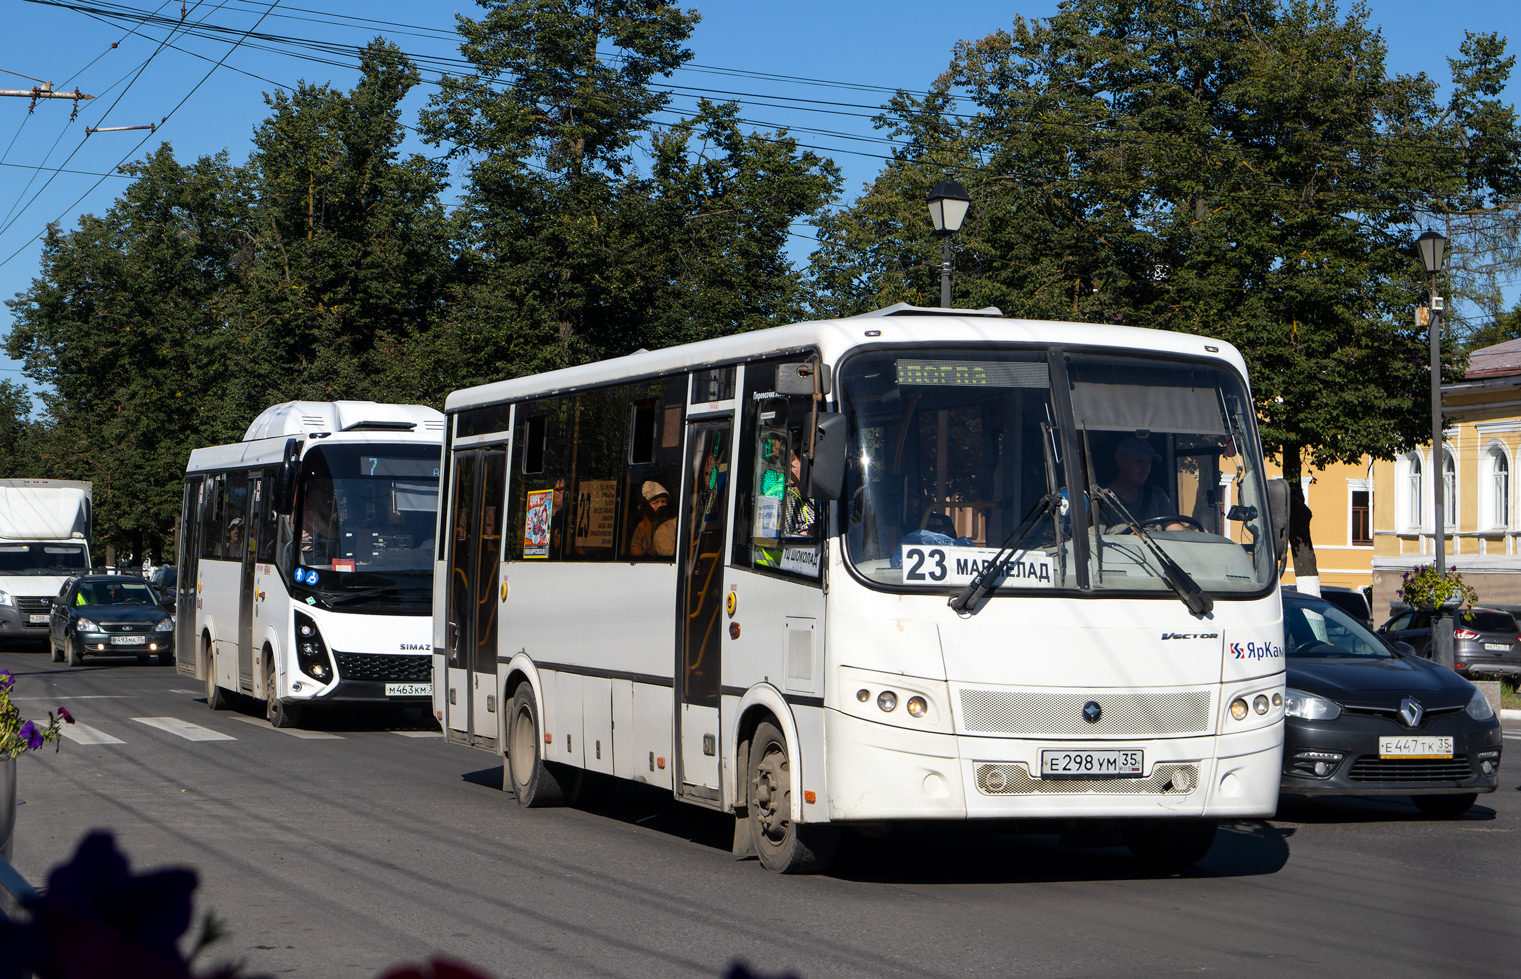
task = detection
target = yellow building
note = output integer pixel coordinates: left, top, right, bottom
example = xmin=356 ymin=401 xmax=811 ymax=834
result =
xmin=1270 ymin=457 xmax=1375 ymax=594
xmin=1368 ymin=339 xmax=1521 ymax=618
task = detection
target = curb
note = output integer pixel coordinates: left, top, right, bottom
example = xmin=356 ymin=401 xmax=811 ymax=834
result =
xmin=1503 ymin=708 xmax=1521 ymax=722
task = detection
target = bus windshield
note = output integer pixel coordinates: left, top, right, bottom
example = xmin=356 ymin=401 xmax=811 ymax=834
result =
xmin=839 ymin=347 xmax=1275 ymax=598
xmin=294 ymin=443 xmax=441 ymax=608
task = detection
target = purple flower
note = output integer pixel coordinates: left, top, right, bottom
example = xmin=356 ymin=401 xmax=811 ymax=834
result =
xmin=0 ymin=669 xmax=13 ymax=691
xmin=58 ymin=706 xmax=75 ymax=724
xmin=19 ymin=720 xmax=44 ymax=750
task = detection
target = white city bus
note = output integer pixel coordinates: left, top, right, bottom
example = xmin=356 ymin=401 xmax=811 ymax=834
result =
xmin=177 ymin=401 xmax=444 ymax=727
xmin=433 ymin=305 xmax=1288 ymax=872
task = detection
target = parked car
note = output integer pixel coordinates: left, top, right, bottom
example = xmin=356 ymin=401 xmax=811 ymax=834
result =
xmin=1282 ymin=584 xmax=1372 ymax=627
xmin=148 ymin=565 xmax=178 ymax=615
xmin=48 ymin=574 xmax=174 ymax=666
xmin=1281 ymin=589 xmax=1503 ymax=817
xmin=1377 ymin=605 xmax=1521 ymax=680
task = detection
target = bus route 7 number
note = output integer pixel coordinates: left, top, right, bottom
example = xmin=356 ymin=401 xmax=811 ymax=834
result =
xmin=903 ymin=546 xmax=949 ymax=582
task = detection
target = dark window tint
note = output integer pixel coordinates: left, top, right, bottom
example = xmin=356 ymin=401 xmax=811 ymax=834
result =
xmin=1460 ymin=611 xmax=1518 ymax=632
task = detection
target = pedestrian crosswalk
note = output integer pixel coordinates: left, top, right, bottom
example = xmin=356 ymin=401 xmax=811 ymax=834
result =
xmin=58 ymin=716 xmax=445 ymax=745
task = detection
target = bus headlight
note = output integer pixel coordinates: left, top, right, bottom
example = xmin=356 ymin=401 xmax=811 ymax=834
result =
xmin=906 ymin=696 xmax=928 ymax=718
xmin=877 ymin=691 xmax=898 ymax=712
xmin=292 ymin=611 xmax=333 ymax=682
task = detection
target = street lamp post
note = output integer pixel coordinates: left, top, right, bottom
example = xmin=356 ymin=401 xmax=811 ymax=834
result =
xmin=926 ymin=178 xmax=970 ymax=308
xmin=1417 ymin=228 xmax=1453 ymax=669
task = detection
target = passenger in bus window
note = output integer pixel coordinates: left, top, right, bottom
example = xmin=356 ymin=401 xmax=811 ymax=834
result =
xmin=630 ymin=481 xmax=676 ymax=557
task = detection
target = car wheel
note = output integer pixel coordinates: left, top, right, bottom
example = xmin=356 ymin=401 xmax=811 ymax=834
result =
xmin=157 ymin=649 xmax=173 ymax=666
xmin=504 ymin=685 xmax=572 ymax=808
xmin=1124 ymin=819 xmax=1218 ymax=868
xmin=747 ymin=719 xmax=839 ymax=874
xmin=1412 ymin=792 xmax=1477 ymax=819
xmin=66 ymin=636 xmax=83 ymax=667
xmin=50 ymin=638 xmax=63 ymax=663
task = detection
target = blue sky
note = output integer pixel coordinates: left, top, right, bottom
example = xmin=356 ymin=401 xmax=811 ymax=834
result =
xmin=3 ymin=0 xmax=1519 ymax=408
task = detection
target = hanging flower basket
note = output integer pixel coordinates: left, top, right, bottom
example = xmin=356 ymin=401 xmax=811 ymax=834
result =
xmin=1397 ymin=564 xmax=1477 ymax=613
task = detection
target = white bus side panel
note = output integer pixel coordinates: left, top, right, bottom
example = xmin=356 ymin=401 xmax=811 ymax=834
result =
xmin=198 ymin=558 xmax=240 ymax=686
xmin=581 ymin=676 xmax=613 ymax=774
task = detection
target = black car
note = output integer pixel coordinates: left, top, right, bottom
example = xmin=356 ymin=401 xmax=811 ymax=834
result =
xmin=148 ymin=565 xmax=178 ymax=615
xmin=1377 ymin=605 xmax=1521 ymax=680
xmin=1283 ymin=584 xmax=1373 ymax=628
xmin=1281 ymin=590 xmax=1502 ymax=817
xmin=49 ymin=574 xmax=174 ymax=666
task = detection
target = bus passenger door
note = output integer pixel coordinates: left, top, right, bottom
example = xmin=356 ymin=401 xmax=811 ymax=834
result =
xmin=237 ymin=473 xmax=258 ymax=690
xmin=443 ymin=448 xmax=507 ymax=745
xmin=674 ymin=419 xmax=731 ymax=805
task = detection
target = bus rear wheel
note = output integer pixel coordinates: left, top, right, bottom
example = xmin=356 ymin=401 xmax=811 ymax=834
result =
xmin=505 ymin=685 xmax=570 ymax=807
xmin=1123 ymin=819 xmax=1218 ymax=869
xmin=747 ymin=720 xmax=838 ymax=874
xmin=204 ymin=644 xmax=228 ymax=711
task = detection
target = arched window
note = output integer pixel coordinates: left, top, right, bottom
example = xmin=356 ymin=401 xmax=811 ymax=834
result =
xmin=1443 ymin=449 xmax=1457 ymax=527
xmin=1482 ymin=442 xmax=1511 ymax=530
xmin=1402 ymin=453 xmax=1423 ymax=529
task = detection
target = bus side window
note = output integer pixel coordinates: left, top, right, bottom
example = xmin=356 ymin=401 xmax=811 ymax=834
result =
xmin=623 ymin=379 xmax=684 ymax=561
xmin=200 ymin=474 xmax=225 ymax=561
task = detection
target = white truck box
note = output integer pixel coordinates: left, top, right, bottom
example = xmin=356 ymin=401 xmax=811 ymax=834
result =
xmin=0 ymin=479 xmax=92 ymax=644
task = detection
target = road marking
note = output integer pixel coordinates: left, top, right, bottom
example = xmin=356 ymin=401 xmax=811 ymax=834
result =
xmin=13 ymin=695 xmax=136 ymax=701
xmin=131 ymin=717 xmax=236 ymax=741
xmin=1504 ymin=733 xmax=1521 ymax=741
xmin=230 ymin=715 xmax=342 ymax=739
xmin=392 ymin=730 xmax=446 ymax=738
xmin=61 ymin=722 xmax=126 ymax=745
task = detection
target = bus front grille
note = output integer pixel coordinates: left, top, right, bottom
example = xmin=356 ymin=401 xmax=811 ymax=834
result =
xmin=333 ymin=651 xmax=431 ymax=683
xmin=958 ymin=688 xmax=1214 ymax=738
xmin=974 ymin=762 xmax=1200 ymax=796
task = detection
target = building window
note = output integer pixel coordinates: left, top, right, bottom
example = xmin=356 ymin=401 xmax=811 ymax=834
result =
xmin=1351 ymin=490 xmax=1372 ymax=546
xmin=1443 ymin=449 xmax=1456 ymax=527
xmin=1482 ymin=442 xmax=1510 ymax=530
xmin=1403 ymin=453 xmax=1422 ymax=529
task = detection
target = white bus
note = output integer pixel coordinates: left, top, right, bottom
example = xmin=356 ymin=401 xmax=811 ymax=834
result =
xmin=433 ymin=305 xmax=1289 ymax=873
xmin=177 ymin=401 xmax=445 ymax=727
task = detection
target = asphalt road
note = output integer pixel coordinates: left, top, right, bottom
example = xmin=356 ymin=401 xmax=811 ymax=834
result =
xmin=4 ymin=647 xmax=1519 ymax=979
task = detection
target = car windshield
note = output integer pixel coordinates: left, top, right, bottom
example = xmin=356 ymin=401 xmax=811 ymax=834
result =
xmin=0 ymin=543 xmax=89 ymax=574
xmin=76 ymin=581 xmax=157 ymax=606
xmin=838 ymin=346 xmax=1275 ymax=597
xmin=1285 ymin=599 xmax=1391 ymax=659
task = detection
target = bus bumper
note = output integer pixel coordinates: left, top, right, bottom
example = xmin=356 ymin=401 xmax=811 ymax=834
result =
xmin=822 ymin=709 xmax=1281 ymax=822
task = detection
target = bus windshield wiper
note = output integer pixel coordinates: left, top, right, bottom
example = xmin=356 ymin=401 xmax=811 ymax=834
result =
xmin=1092 ymin=487 xmax=1214 ymax=618
xmin=948 ymin=490 xmax=1060 ymax=615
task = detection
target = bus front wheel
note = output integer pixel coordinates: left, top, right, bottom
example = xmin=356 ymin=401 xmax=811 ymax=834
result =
xmin=747 ymin=720 xmax=838 ymax=874
xmin=265 ymin=654 xmax=301 ymax=729
xmin=506 ymin=685 xmax=569 ymax=808
xmin=1123 ymin=819 xmax=1218 ymax=868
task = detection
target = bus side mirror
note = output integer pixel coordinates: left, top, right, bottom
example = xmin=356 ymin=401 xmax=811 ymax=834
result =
xmin=776 ymin=362 xmax=831 ymax=397
xmin=272 ymin=438 xmax=302 ymax=515
xmin=806 ymin=413 xmax=847 ymax=500
xmin=1266 ymin=477 xmax=1290 ymax=563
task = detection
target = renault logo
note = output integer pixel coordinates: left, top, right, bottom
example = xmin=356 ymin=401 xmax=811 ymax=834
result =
xmin=1399 ymin=697 xmax=1424 ymax=728
xmin=1082 ymin=701 xmax=1102 ymax=724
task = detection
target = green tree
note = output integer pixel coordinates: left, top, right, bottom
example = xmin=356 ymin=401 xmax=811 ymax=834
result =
xmin=813 ymin=0 xmax=1521 ymax=587
xmin=233 ymin=41 xmax=453 ymax=407
xmin=5 ymin=146 xmax=251 ymax=561
xmin=417 ymin=2 xmax=838 ymax=397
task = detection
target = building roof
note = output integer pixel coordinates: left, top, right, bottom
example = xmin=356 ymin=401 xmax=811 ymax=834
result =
xmin=1465 ymin=337 xmax=1521 ymax=379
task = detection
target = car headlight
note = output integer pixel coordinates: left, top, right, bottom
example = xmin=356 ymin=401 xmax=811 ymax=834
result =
xmin=75 ymin=617 xmax=99 ymax=632
xmin=0 ymin=590 xmax=12 ymax=607
xmin=154 ymin=618 xmax=173 ymax=632
xmin=1466 ymin=688 xmax=1496 ymax=721
xmin=1284 ymin=688 xmax=1341 ymax=721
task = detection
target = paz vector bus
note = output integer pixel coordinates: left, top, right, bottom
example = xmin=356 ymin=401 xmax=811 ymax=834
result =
xmin=177 ymin=401 xmax=444 ymax=727
xmin=431 ymin=304 xmax=1289 ymax=873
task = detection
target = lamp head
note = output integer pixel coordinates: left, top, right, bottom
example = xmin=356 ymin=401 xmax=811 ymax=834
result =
xmin=1416 ymin=228 xmax=1447 ymax=273
xmin=926 ymin=178 xmax=970 ymax=234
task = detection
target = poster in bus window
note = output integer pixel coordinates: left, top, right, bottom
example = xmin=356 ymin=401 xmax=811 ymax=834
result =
xmin=524 ymin=489 xmax=553 ymax=558
xmin=574 ymin=480 xmax=616 ymax=549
